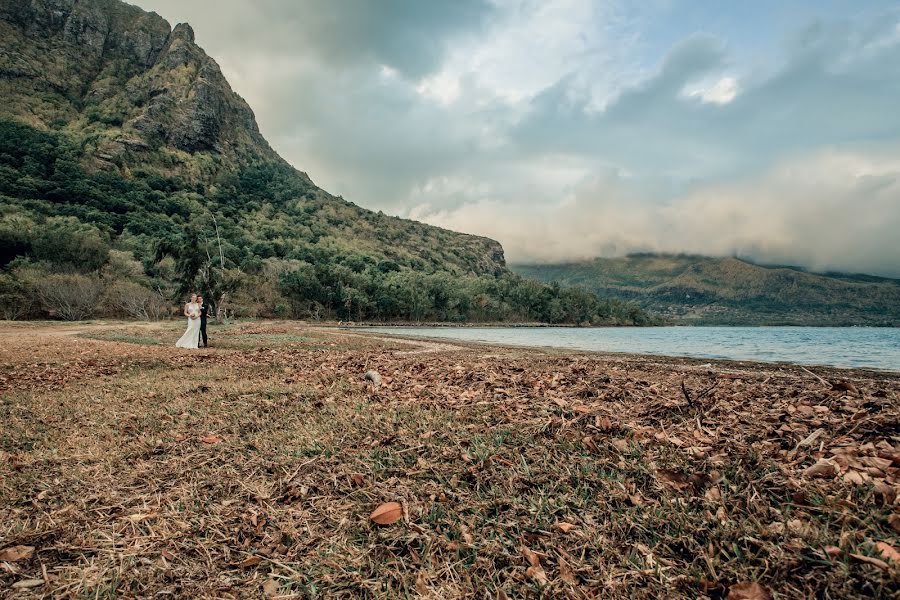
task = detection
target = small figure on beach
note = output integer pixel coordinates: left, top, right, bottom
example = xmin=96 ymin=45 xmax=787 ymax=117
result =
xmin=175 ymin=293 xmax=202 ymax=349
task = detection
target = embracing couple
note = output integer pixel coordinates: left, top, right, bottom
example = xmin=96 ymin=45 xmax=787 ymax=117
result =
xmin=175 ymin=293 xmax=210 ymax=349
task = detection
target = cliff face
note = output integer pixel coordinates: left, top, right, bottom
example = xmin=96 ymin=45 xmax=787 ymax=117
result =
xmin=0 ymin=0 xmax=280 ymax=169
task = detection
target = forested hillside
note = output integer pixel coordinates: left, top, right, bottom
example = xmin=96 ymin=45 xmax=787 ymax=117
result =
xmin=514 ymin=254 xmax=900 ymax=326
xmin=0 ymin=0 xmax=651 ymax=325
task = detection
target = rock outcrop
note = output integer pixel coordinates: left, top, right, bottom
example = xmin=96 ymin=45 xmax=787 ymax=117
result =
xmin=0 ymin=0 xmax=277 ymax=167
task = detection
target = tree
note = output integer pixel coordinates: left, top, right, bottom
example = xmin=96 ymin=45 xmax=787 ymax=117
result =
xmin=35 ymin=273 xmax=103 ymax=321
xmin=110 ymin=281 xmax=169 ymax=321
xmin=31 ymin=217 xmax=110 ymax=272
xmin=0 ymin=272 xmax=34 ymax=320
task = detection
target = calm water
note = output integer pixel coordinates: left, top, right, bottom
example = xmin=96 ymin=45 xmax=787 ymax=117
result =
xmin=365 ymin=326 xmax=900 ymax=371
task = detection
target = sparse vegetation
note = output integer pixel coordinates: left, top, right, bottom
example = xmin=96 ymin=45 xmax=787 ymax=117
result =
xmin=0 ymin=321 xmax=897 ymax=597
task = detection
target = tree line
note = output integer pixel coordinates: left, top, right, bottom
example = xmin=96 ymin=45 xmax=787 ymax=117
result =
xmin=0 ymin=119 xmax=657 ymax=325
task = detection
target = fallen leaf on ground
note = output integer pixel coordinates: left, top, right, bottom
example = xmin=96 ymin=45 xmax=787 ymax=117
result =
xmin=830 ymin=380 xmax=858 ymax=394
xmin=556 ymin=521 xmax=577 ymax=533
xmin=521 ymin=546 xmax=541 ymax=568
xmin=12 ymin=579 xmax=44 ymax=589
xmin=525 ymin=565 xmax=548 ymax=586
xmin=611 ymin=438 xmax=629 ymax=452
xmin=416 ymin=571 xmax=428 ymax=595
xmin=238 ymin=556 xmax=263 ymax=568
xmin=888 ymin=514 xmax=900 ymax=533
xmin=200 ymin=434 xmax=223 ymax=444
xmin=370 ymin=502 xmax=403 ymax=525
xmin=262 ymin=578 xmax=279 ymax=596
xmin=727 ymin=581 xmax=773 ymax=600
xmin=559 ymin=557 xmax=576 ymax=584
xmin=0 ymin=545 xmax=34 ymax=561
xmin=804 ymin=459 xmax=837 ymax=478
xmin=126 ymin=513 xmax=155 ymax=523
xmin=850 ymin=553 xmax=889 ymax=570
xmin=656 ymin=468 xmax=690 ymax=490
xmin=875 ymin=542 xmax=900 ymax=564
xmin=350 ymin=473 xmax=365 ymax=486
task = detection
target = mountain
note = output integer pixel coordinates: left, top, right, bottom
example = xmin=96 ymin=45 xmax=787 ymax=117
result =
xmin=513 ymin=254 xmax=900 ymax=326
xmin=0 ymin=0 xmax=649 ymax=325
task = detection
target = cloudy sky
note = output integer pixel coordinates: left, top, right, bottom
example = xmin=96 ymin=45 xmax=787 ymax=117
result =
xmin=137 ymin=0 xmax=900 ymax=276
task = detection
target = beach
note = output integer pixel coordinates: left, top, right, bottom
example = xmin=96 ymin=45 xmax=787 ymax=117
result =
xmin=1 ymin=321 xmax=898 ymax=597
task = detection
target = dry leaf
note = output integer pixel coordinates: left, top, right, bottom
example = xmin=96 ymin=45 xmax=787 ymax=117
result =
xmin=804 ymin=459 xmax=837 ymax=478
xmin=875 ymin=542 xmax=900 ymax=564
xmin=12 ymin=579 xmax=44 ymax=589
xmin=496 ymin=590 xmax=510 ymax=600
xmin=830 ymin=380 xmax=858 ymax=394
xmin=460 ymin=524 xmax=474 ymax=545
xmin=824 ymin=546 xmax=842 ymax=558
xmin=656 ymin=468 xmax=690 ymax=490
xmin=174 ymin=433 xmax=187 ymax=442
xmin=521 ymin=546 xmax=541 ymax=568
xmin=262 ymin=578 xmax=279 ymax=596
xmin=0 ymin=545 xmax=34 ymax=561
xmin=843 ymin=470 xmax=865 ymax=485
xmin=415 ymin=571 xmax=428 ymax=595
xmin=200 ymin=434 xmax=223 ymax=445
xmin=850 ymin=553 xmax=889 ymax=570
xmin=350 ymin=473 xmax=365 ymax=486
xmin=888 ymin=514 xmax=900 ymax=534
xmin=611 ymin=438 xmax=629 ymax=452
xmin=126 ymin=513 xmax=154 ymax=523
xmin=238 ymin=556 xmax=263 ymax=568
xmin=727 ymin=581 xmax=773 ymax=600
xmin=559 ymin=557 xmax=576 ymax=584
xmin=873 ymin=482 xmax=896 ymax=506
xmin=370 ymin=501 xmax=403 ymax=525
xmin=556 ymin=521 xmax=577 ymax=533
xmin=525 ymin=565 xmax=548 ymax=586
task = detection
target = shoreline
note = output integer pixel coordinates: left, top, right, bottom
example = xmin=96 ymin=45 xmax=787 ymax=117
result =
xmin=343 ymin=325 xmax=900 ymax=375
xmin=348 ymin=329 xmax=900 ymax=379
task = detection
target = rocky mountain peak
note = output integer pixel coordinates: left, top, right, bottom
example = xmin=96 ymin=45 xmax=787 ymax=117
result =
xmin=170 ymin=21 xmax=194 ymax=43
xmin=0 ymin=0 xmax=279 ymax=176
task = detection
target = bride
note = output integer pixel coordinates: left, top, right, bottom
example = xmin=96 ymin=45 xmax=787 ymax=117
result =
xmin=175 ymin=293 xmax=202 ymax=349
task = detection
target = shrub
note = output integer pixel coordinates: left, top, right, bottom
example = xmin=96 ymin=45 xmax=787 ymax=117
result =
xmin=0 ymin=272 xmax=34 ymax=320
xmin=35 ymin=273 xmax=104 ymax=321
xmin=31 ymin=217 xmax=110 ymax=273
xmin=109 ymin=281 xmax=170 ymax=321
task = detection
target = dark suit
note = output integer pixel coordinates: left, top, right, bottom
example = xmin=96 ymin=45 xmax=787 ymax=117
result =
xmin=199 ymin=302 xmax=209 ymax=347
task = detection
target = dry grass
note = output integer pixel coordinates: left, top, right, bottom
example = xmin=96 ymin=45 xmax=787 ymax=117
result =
xmin=1 ymin=321 xmax=898 ymax=598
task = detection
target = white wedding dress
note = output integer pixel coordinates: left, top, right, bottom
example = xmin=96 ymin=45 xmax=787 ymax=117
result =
xmin=175 ymin=302 xmax=202 ymax=349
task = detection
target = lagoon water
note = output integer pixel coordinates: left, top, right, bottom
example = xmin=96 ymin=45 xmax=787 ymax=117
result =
xmin=365 ymin=326 xmax=900 ymax=371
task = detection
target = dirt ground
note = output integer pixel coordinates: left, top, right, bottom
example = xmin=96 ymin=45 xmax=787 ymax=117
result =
xmin=1 ymin=320 xmax=898 ymax=598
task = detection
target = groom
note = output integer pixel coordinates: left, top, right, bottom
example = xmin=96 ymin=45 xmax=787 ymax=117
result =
xmin=197 ymin=294 xmax=209 ymax=348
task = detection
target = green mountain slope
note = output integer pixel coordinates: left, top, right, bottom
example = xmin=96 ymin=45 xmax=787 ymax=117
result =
xmin=513 ymin=254 xmax=900 ymax=326
xmin=0 ymin=0 xmax=650 ymax=325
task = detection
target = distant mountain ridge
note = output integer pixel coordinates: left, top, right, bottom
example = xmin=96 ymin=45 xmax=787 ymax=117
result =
xmin=513 ymin=254 xmax=900 ymax=326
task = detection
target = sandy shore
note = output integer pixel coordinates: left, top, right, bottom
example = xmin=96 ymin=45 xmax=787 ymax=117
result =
xmin=1 ymin=320 xmax=898 ymax=598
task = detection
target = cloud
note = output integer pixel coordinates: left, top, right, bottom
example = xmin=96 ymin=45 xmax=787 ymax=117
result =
xmin=141 ymin=0 xmax=496 ymax=79
xmin=134 ymin=0 xmax=900 ymax=276
xmin=416 ymin=147 xmax=900 ymax=277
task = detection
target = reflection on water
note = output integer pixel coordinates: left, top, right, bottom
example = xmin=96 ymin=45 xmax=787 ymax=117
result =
xmin=365 ymin=326 xmax=900 ymax=371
